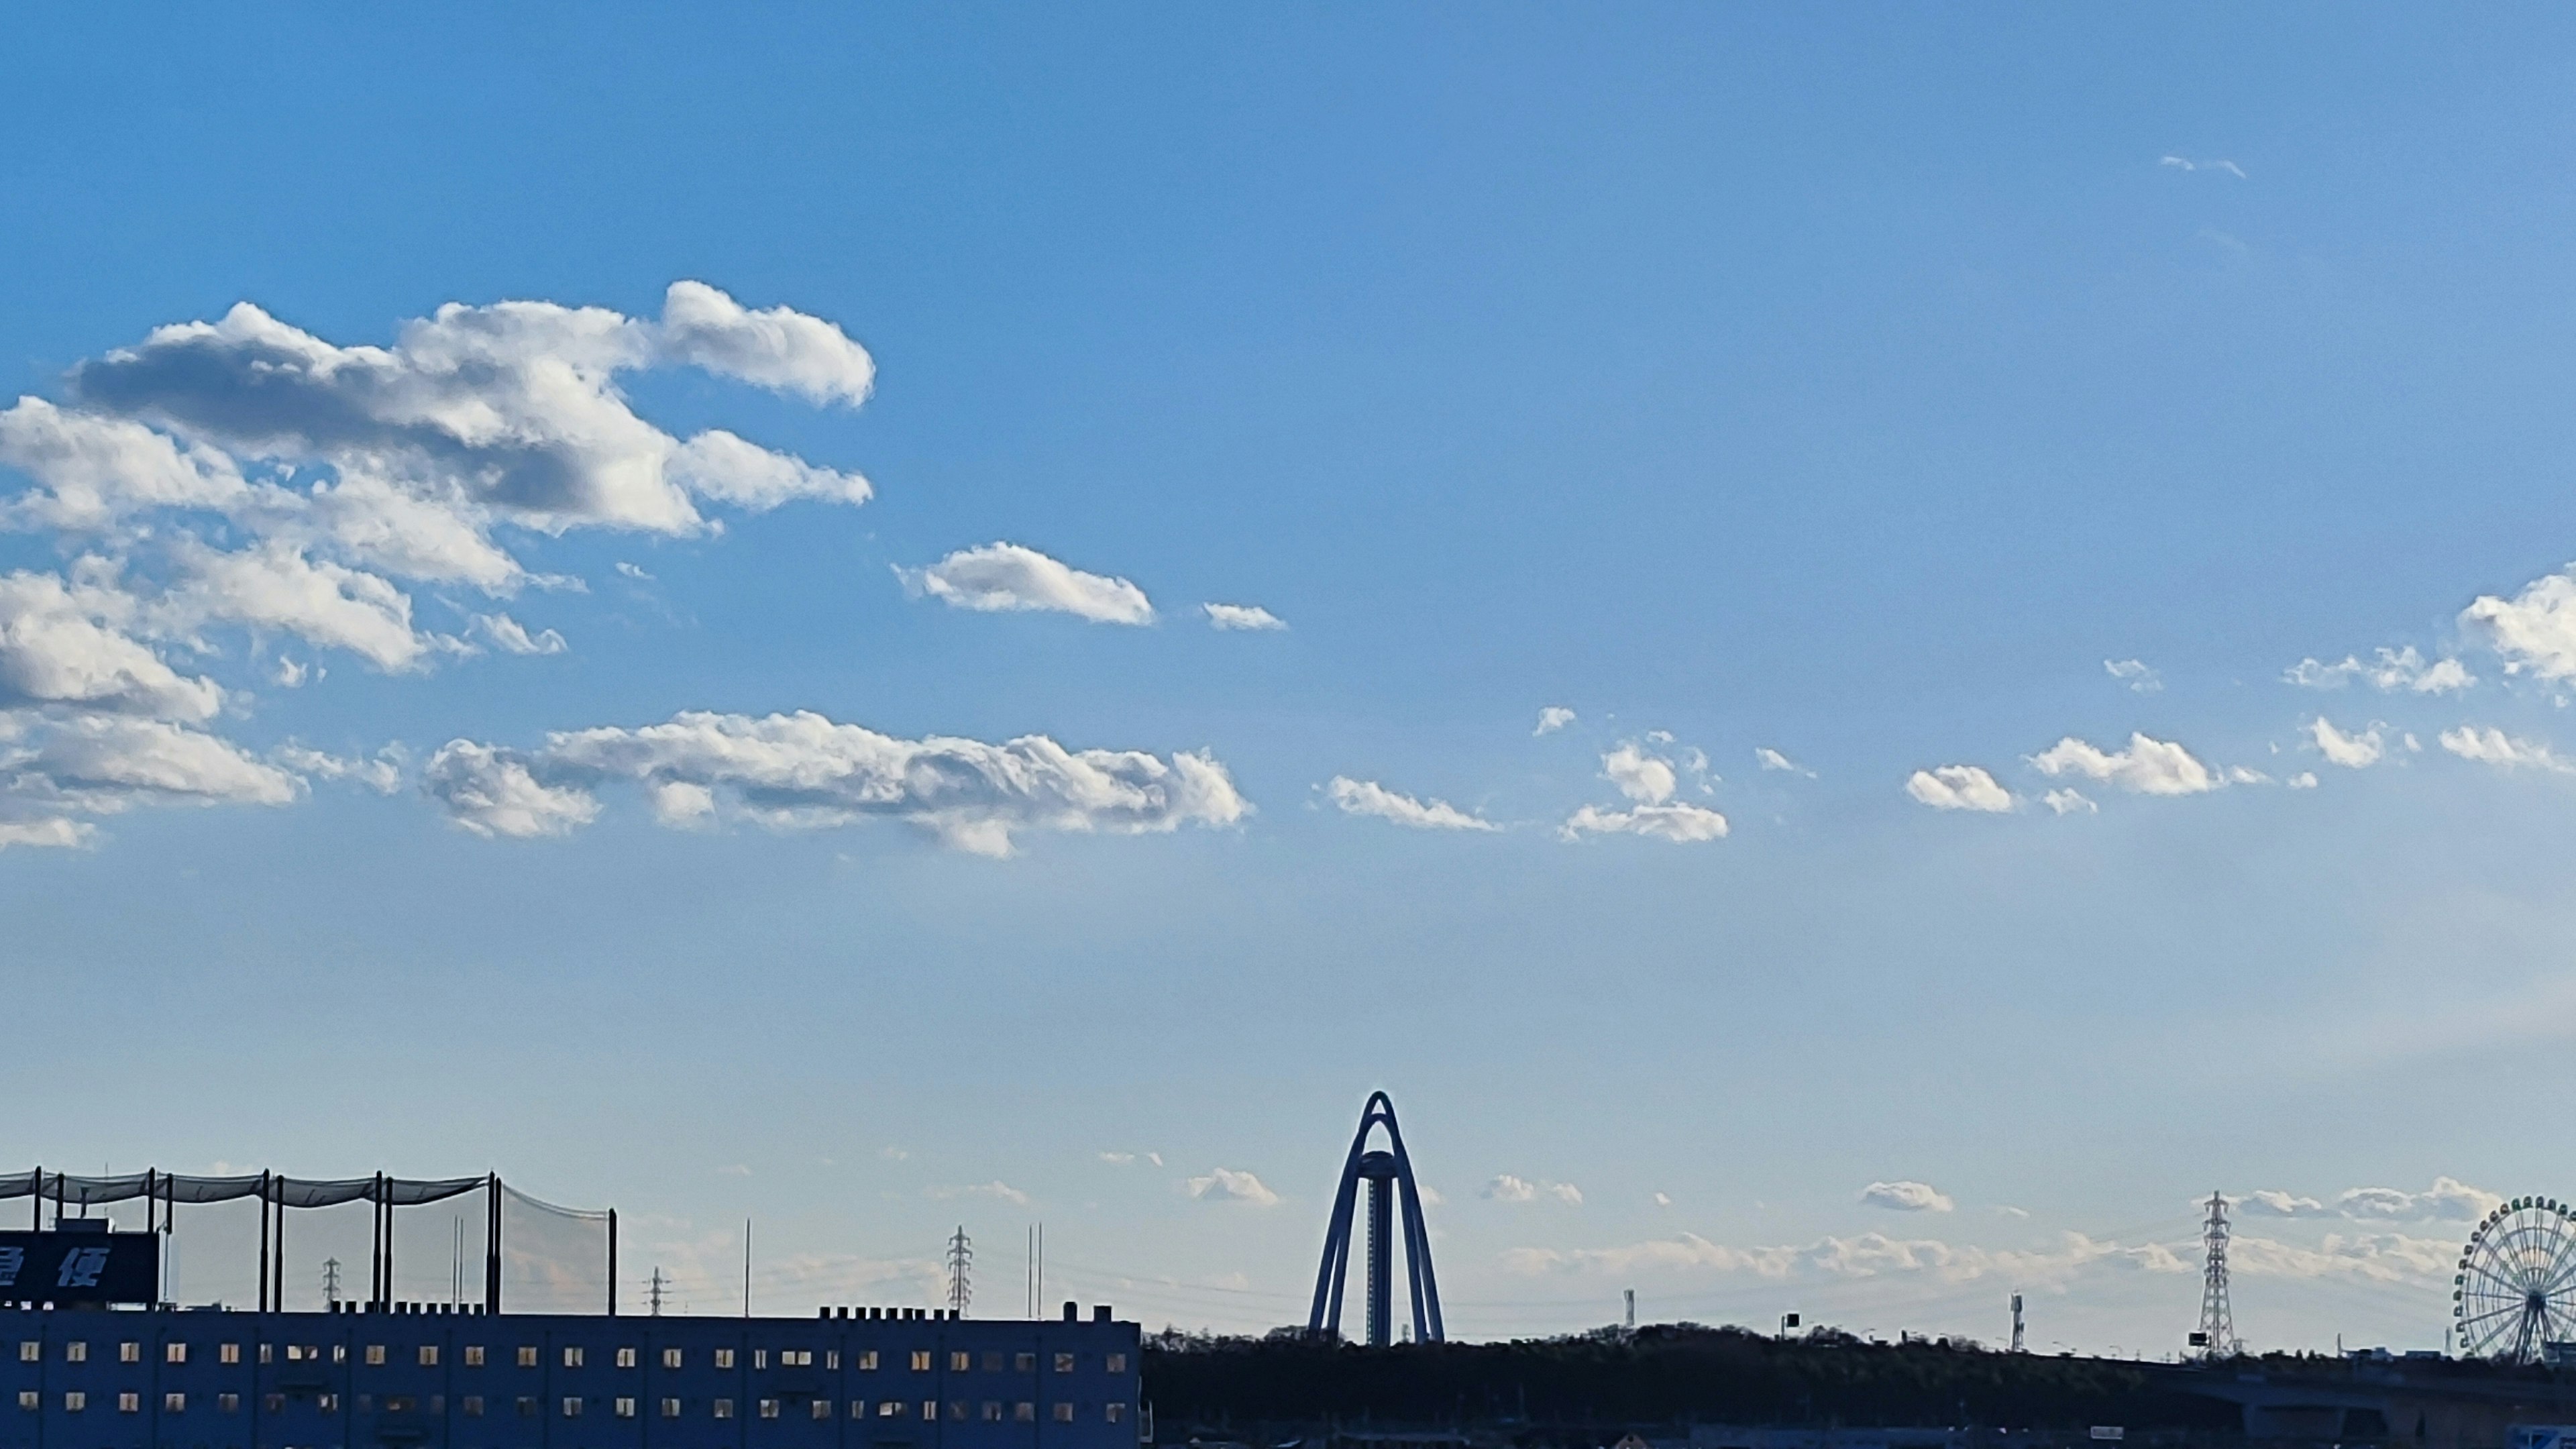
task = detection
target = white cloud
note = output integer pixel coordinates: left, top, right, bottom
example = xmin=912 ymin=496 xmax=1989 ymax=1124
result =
xmin=1185 ymin=1168 xmax=1277 ymax=1206
xmin=2028 ymin=733 xmax=2216 ymax=796
xmin=898 ymin=543 xmax=1152 ymax=625
xmin=2288 ymin=771 xmax=2318 ymax=789
xmin=1326 ymin=775 xmax=1497 ymax=831
xmin=2465 ymin=570 xmax=2576 ymax=682
xmin=0 ymin=570 xmax=223 ymax=720
xmin=667 ymin=429 xmax=871 ymax=511
xmin=471 ymin=612 xmax=568 ymax=656
xmin=2161 ymin=156 xmax=2248 ymax=178
xmin=1201 ymin=602 xmax=1285 ymax=631
xmin=2440 ymin=726 xmax=2576 ymax=773
xmin=1503 ymin=1229 xmax=2183 ymax=1285
xmin=1652 ymin=1192 xmax=1673 ymax=1208
xmin=1904 ymin=764 xmax=2013 ymax=813
xmin=655 ymin=279 xmax=876 ymax=407
xmin=424 ymin=709 xmax=1248 ymax=857
xmin=2104 ymin=658 xmax=2161 ymax=693
xmin=1754 ymin=747 xmax=1813 ymax=777
xmin=1534 ymin=707 xmax=1576 ymax=736
xmin=1484 ymin=1175 xmax=1582 ymax=1205
xmin=1097 ymin=1152 xmax=1136 ymax=1166
xmin=160 ymin=540 xmax=433 ymax=671
xmin=1860 ymin=1180 xmax=1954 ymax=1213
xmin=2235 ymin=1179 xmax=2500 ymax=1223
xmin=2286 ymin=646 xmax=2472 ymax=695
xmin=2042 ymin=788 xmax=2096 ymax=816
xmin=1562 ymin=741 xmax=1727 ymax=841
xmin=2306 ymin=717 xmax=2384 ymax=769
xmin=615 ymin=561 xmax=652 ymax=580
xmin=0 ymin=713 xmax=304 ymax=847
xmin=274 ymin=743 xmax=405 ymax=795
xmin=926 ymin=1181 xmax=1030 ymax=1208
xmin=0 ymin=396 xmax=246 ymax=531
xmin=2230 ymin=1232 xmax=2457 ymax=1283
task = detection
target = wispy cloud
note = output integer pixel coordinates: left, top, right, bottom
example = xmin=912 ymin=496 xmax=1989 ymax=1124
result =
xmin=2029 ymin=733 xmax=2217 ymax=796
xmin=1185 ymin=1168 xmax=1278 ymax=1206
xmin=1326 ymin=775 xmax=1497 ymax=832
xmin=2285 ymin=646 xmax=2471 ymax=694
xmin=1484 ymin=1175 xmax=1582 ymax=1205
xmin=1860 ymin=1180 xmax=1954 ymax=1213
xmin=926 ymin=1180 xmax=1030 ymax=1207
xmin=2104 ymin=659 xmax=2161 ymax=693
xmin=2159 ymin=155 xmax=2247 ymax=179
xmin=1202 ymin=602 xmax=1285 ymax=631
xmin=1534 ymin=706 xmax=1576 ymax=736
xmin=896 ymin=542 xmax=1153 ymax=625
xmin=2306 ymin=717 xmax=2385 ymax=769
xmin=1905 ymin=764 xmax=2013 ymax=813
xmin=2440 ymin=726 xmax=2575 ymax=773
xmin=1755 ymin=747 xmax=1815 ymax=777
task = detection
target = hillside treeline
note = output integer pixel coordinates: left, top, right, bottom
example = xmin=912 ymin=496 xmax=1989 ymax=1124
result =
xmin=1142 ymin=1326 xmax=2242 ymax=1436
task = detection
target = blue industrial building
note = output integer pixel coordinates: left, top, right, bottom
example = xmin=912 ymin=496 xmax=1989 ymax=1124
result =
xmin=0 ymin=1301 xmax=1140 ymax=1449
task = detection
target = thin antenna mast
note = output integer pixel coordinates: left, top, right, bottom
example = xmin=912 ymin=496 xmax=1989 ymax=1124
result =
xmin=743 ymin=1219 xmax=752 ymax=1319
xmin=2010 ymin=1293 xmax=2025 ymax=1352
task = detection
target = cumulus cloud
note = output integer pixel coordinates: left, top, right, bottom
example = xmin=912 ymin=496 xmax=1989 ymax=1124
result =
xmin=898 ymin=543 xmax=1153 ymax=625
xmin=1484 ymin=1176 xmax=1581 ymax=1205
xmin=1185 ymin=1169 xmax=1278 ymax=1206
xmin=2235 ymin=1179 xmax=2500 ymax=1223
xmin=1754 ymin=747 xmax=1814 ymax=777
xmin=1201 ymin=602 xmax=1285 ymax=631
xmin=2028 ymin=733 xmax=2216 ymax=796
xmin=2440 ymin=726 xmax=2576 ymax=773
xmin=2465 ymin=571 xmax=2576 ymax=682
xmin=2286 ymin=646 xmax=2472 ymax=695
xmin=1534 ymin=707 xmax=1576 ymax=736
xmin=1904 ymin=765 xmax=2012 ymax=813
xmin=2288 ymin=771 xmax=2318 ymax=789
xmin=1326 ymin=775 xmax=1496 ymax=831
xmin=1503 ymin=1229 xmax=2184 ymax=1285
xmin=0 ymin=713 xmax=303 ymax=845
xmin=2104 ymin=659 xmax=2161 ymax=693
xmin=2306 ymin=717 xmax=2385 ymax=769
xmin=2042 ymin=788 xmax=2096 ymax=816
xmin=1560 ymin=741 xmax=1727 ymax=842
xmin=424 ymin=709 xmax=1247 ymax=857
xmin=0 ymin=284 xmax=878 ymax=848
xmin=274 ymin=743 xmax=405 ymax=795
xmin=1860 ymin=1181 xmax=1955 ymax=1213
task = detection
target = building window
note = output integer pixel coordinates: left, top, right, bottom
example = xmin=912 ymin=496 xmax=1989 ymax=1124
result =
xmin=219 ymin=1394 xmax=239 ymax=1414
xmin=982 ymin=1352 xmax=1003 ymax=1372
xmin=366 ymin=1345 xmax=386 ymax=1366
xmin=714 ymin=1348 xmax=736 ymax=1370
xmin=950 ymin=1351 xmax=971 ymax=1372
xmin=358 ymin=1395 xmax=375 ymax=1413
xmin=11 ymin=1342 xmax=30 ymax=1362
xmin=164 ymin=1393 xmax=186 ymax=1413
xmin=64 ymin=1342 xmax=87 ymax=1362
xmin=759 ymin=1398 xmax=781 ymax=1419
xmin=616 ymin=1346 xmax=637 ymax=1369
xmin=335 ymin=1344 xmax=350 ymax=1362
xmin=714 ymin=1398 xmax=735 ymax=1419
xmin=782 ymin=1348 xmax=812 ymax=1366
xmin=828 ymin=1350 xmax=841 ymax=1369
xmin=221 ymin=1342 xmax=241 ymax=1365
xmin=879 ymin=1401 xmax=906 ymax=1418
xmin=419 ymin=1346 xmax=439 ymax=1366
xmin=116 ymin=1393 xmax=138 ymax=1414
xmin=284 ymin=1345 xmax=307 ymax=1361
xmin=562 ymin=1396 xmax=584 ymax=1417
xmin=921 ymin=1399 xmax=938 ymax=1421
xmin=515 ymin=1397 xmax=539 ymax=1418
xmin=950 ymin=1400 xmax=969 ymax=1421
xmin=909 ymin=1350 xmax=932 ymax=1372
xmin=1015 ymin=1402 xmax=1036 ymax=1422
xmin=166 ymin=1342 xmax=189 ymax=1364
xmin=62 ymin=1391 xmax=85 ymax=1413
xmin=464 ymin=1344 xmax=484 ymax=1366
xmin=14 ymin=1391 xmax=34 ymax=1412
xmin=258 ymin=1344 xmax=274 ymax=1364
xmin=1108 ymin=1403 xmax=1128 ymax=1423
xmin=1015 ymin=1352 xmax=1035 ymax=1372
xmin=320 ymin=1394 xmax=341 ymax=1413
xmin=856 ymin=1350 xmax=879 ymax=1371
xmin=661 ymin=1397 xmax=682 ymax=1418
xmin=982 ymin=1401 xmax=1003 ymax=1421
xmin=615 ymin=1397 xmax=637 ymax=1419
xmin=753 ymin=1349 xmax=769 ymax=1370
xmin=119 ymin=1341 xmax=140 ymax=1364
xmin=564 ymin=1346 xmax=585 ymax=1368
xmin=464 ymin=1396 xmax=484 ymax=1417
xmin=663 ymin=1348 xmax=683 ymax=1369
xmin=517 ymin=1346 xmax=539 ymax=1368
xmin=1054 ymin=1352 xmax=1075 ymax=1373
xmin=811 ymin=1399 xmax=833 ymax=1421
xmin=1055 ymin=1401 xmax=1077 ymax=1423
xmin=850 ymin=1400 xmax=868 ymax=1418
xmin=264 ymin=1395 xmax=284 ymax=1413
xmin=1106 ymin=1352 xmax=1128 ymax=1373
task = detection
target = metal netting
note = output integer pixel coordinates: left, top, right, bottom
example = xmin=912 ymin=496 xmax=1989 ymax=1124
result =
xmin=0 ymin=1170 xmax=612 ymax=1313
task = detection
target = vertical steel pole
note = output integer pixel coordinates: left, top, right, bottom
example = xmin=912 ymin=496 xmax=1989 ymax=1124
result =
xmin=257 ymin=1172 xmax=271 ymax=1313
xmin=484 ymin=1175 xmax=502 ymax=1316
xmin=1364 ymin=1175 xmax=1392 ymax=1348
xmin=607 ymin=1209 xmax=619 ymax=1317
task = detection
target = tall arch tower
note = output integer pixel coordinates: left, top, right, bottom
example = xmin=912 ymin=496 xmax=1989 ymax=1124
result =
xmin=1306 ymin=1091 xmax=1444 ymax=1344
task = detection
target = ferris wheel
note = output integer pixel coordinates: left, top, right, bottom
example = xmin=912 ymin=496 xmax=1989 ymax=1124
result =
xmin=2453 ymin=1196 xmax=2576 ymax=1362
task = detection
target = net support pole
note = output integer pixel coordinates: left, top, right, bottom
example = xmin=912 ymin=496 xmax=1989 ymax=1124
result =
xmin=383 ymin=1177 xmax=396 ymax=1309
xmin=484 ymin=1174 xmax=501 ymax=1316
xmin=25 ymin=1168 xmax=36 ymax=1230
xmin=606 ymin=1208 xmax=618 ymax=1317
xmin=270 ymin=1179 xmax=284 ymax=1312
xmin=256 ymin=1171 xmax=271 ymax=1313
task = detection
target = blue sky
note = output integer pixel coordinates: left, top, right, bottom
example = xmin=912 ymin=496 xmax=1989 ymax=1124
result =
xmin=10 ymin=3 xmax=2576 ymax=1353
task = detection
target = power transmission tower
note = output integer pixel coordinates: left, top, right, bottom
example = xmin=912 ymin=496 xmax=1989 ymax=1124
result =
xmin=946 ymin=1226 xmax=973 ymax=1317
xmin=323 ymin=1257 xmax=342 ymax=1307
xmin=2196 ymin=1191 xmax=2240 ymax=1357
xmin=648 ymin=1267 xmax=668 ymax=1317
xmin=2010 ymin=1293 xmax=2025 ymax=1352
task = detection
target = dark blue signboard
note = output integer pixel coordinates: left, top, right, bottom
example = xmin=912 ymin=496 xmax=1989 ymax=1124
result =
xmin=0 ymin=1230 xmax=157 ymax=1303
